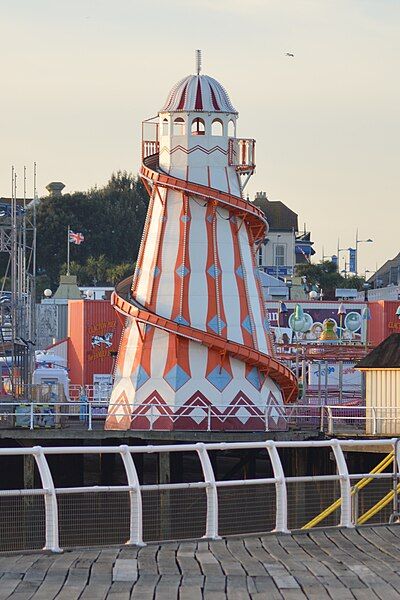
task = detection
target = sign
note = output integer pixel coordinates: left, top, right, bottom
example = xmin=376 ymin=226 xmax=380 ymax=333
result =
xmin=88 ymin=320 xmax=117 ymax=362
xmin=308 ymin=362 xmax=361 ymax=390
xmin=266 ymin=302 xmax=366 ymax=342
xmin=265 ymin=266 xmax=294 ymax=277
xmin=93 ymin=374 xmax=112 ymax=401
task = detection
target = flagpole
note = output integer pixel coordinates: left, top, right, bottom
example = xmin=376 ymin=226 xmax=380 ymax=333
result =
xmin=67 ymin=225 xmax=70 ymax=276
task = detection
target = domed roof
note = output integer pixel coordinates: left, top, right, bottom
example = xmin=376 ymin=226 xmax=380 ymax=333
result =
xmin=161 ymin=74 xmax=237 ymax=114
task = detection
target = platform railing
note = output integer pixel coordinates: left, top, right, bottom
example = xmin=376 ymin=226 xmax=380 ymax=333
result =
xmin=0 ymin=438 xmax=398 ymax=553
xmin=2 ymin=402 xmax=400 ymax=434
xmin=0 ymin=402 xmax=363 ymax=432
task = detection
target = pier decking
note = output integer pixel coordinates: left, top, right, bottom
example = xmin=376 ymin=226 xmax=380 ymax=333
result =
xmin=2 ymin=526 xmax=400 ymax=599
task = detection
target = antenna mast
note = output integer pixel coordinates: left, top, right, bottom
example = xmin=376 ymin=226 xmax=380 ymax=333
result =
xmin=195 ymin=49 xmax=202 ymax=75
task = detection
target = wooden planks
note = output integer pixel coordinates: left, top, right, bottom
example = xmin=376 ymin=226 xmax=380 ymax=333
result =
xmin=1 ymin=526 xmax=400 ymax=598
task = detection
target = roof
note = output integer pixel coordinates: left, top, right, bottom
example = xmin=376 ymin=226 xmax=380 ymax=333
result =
xmin=253 ymin=196 xmax=298 ymax=231
xmin=357 ymin=333 xmax=400 ymax=369
xmin=367 ymin=252 xmax=400 ymax=285
xmin=161 ymin=74 xmax=237 ymax=114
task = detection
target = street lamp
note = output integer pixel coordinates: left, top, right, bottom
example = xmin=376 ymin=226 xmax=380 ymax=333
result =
xmin=362 ymin=306 xmax=371 ymax=349
xmin=285 ymin=278 xmax=292 ymax=300
xmin=355 ymin=230 xmax=373 ymax=276
xmin=275 ymin=234 xmax=281 ymax=279
xmin=337 ymin=303 xmax=346 ymax=343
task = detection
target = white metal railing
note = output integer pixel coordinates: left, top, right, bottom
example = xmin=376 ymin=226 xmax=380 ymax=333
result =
xmin=2 ymin=402 xmax=400 ymax=435
xmin=0 ymin=402 xmax=359 ymax=432
xmin=0 ymin=438 xmax=398 ymax=553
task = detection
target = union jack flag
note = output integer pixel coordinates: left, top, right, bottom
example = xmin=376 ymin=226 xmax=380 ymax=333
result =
xmin=69 ymin=230 xmax=85 ymax=245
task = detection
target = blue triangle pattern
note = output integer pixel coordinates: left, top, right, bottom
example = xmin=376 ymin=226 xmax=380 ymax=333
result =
xmin=207 ymin=366 xmax=232 ymax=392
xmin=246 ymin=366 xmax=262 ymax=390
xmin=133 ymin=365 xmax=149 ymax=390
xmin=208 ymin=315 xmax=226 ymax=334
xmin=207 ymin=264 xmax=221 ymax=279
xmin=242 ymin=315 xmax=253 ymax=334
xmin=176 ymin=264 xmax=189 ymax=278
xmin=153 ymin=266 xmax=160 ymax=277
xmin=164 ymin=365 xmax=190 ymax=391
xmin=235 ymin=266 xmax=244 ymax=279
xmin=174 ymin=315 xmax=189 ymax=326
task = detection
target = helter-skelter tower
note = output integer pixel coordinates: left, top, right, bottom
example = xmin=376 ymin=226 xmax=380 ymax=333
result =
xmin=106 ymin=53 xmax=297 ymax=431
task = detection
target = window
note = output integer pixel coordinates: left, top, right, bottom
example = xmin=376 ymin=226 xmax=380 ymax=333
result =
xmin=228 ymin=119 xmax=235 ymax=137
xmin=162 ymin=118 xmax=169 ymax=136
xmin=275 ymin=244 xmax=285 ymax=267
xmin=211 ymin=118 xmax=223 ymax=136
xmin=173 ymin=117 xmax=185 ymax=136
xmin=191 ymin=117 xmax=205 ymax=135
xmin=258 ymin=246 xmax=263 ymax=267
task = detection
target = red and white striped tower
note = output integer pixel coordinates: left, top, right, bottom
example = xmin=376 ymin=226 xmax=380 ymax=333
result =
xmin=106 ymin=53 xmax=297 ymax=431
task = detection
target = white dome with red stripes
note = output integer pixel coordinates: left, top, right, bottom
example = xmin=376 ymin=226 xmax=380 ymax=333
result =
xmin=161 ymin=74 xmax=237 ymax=114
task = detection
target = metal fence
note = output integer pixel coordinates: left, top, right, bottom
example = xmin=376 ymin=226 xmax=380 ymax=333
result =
xmin=1 ymin=402 xmax=400 ymax=435
xmin=0 ymin=438 xmax=399 ymax=553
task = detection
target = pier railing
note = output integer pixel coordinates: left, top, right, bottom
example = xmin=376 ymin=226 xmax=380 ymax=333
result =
xmin=0 ymin=438 xmax=398 ymax=553
xmin=0 ymin=401 xmax=366 ymax=432
xmin=1 ymin=401 xmax=399 ymax=434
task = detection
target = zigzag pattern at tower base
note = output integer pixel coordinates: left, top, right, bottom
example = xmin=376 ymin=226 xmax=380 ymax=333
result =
xmin=105 ymin=318 xmax=289 ymax=432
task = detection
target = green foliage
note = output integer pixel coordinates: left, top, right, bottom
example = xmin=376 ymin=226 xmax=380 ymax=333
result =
xmin=35 ymin=171 xmax=148 ymax=288
xmin=296 ymin=260 xmax=365 ymax=300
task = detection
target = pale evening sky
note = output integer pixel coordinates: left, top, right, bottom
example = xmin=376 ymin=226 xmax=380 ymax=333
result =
xmin=1 ymin=0 xmax=399 ymax=274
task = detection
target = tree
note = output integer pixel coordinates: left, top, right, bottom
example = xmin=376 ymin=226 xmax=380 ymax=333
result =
xmin=296 ymin=261 xmax=365 ymax=300
xmin=35 ymin=171 xmax=148 ymax=289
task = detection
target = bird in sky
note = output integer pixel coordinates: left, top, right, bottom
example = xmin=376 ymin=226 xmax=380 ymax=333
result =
xmin=285 ymin=52 xmax=295 ymax=57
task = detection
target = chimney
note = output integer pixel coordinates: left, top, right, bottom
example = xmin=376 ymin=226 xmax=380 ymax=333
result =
xmin=255 ymin=191 xmax=267 ymax=200
xmin=46 ymin=182 xmax=65 ymax=198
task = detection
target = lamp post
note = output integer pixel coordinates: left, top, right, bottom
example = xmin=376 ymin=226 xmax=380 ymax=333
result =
xmin=285 ymin=278 xmax=292 ymax=300
xmin=362 ymin=306 xmax=371 ymax=349
xmin=355 ymin=230 xmax=373 ymax=276
xmin=275 ymin=234 xmax=281 ymax=279
xmin=337 ymin=303 xmax=346 ymax=343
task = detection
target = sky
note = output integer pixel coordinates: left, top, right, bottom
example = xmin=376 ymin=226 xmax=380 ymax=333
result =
xmin=1 ymin=0 xmax=399 ymax=275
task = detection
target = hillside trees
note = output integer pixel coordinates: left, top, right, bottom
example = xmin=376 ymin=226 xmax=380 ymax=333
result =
xmin=35 ymin=171 xmax=148 ymax=291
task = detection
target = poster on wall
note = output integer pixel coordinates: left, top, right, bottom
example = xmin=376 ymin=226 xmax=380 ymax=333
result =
xmin=93 ymin=374 xmax=112 ymax=401
xmin=265 ymin=302 xmax=366 ymax=343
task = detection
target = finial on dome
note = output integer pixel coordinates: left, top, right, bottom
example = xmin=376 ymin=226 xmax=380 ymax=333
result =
xmin=195 ymin=49 xmax=202 ymax=75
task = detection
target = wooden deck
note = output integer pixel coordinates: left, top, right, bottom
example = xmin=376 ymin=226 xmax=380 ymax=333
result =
xmin=1 ymin=526 xmax=400 ymax=598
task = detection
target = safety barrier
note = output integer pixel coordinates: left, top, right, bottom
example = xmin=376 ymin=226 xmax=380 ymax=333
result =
xmin=0 ymin=438 xmax=399 ymax=553
xmin=2 ymin=402 xmax=400 ymax=435
xmin=0 ymin=402 xmax=319 ymax=432
xmin=0 ymin=402 xmax=370 ymax=433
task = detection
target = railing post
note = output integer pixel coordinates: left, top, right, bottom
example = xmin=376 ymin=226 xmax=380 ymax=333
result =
xmin=196 ymin=443 xmax=220 ymax=540
xmin=330 ymin=440 xmax=353 ymax=528
xmin=266 ymin=441 xmax=289 ymax=533
xmin=371 ymin=406 xmax=377 ymax=436
xmin=33 ymin=446 xmax=61 ymax=552
xmin=327 ymin=406 xmax=333 ymax=435
xmin=119 ymin=445 xmax=145 ymax=546
xmin=264 ymin=406 xmax=269 ymax=432
xmin=30 ymin=403 xmax=34 ymax=430
xmin=207 ymin=406 xmax=211 ymax=432
xmin=319 ymin=405 xmax=325 ymax=432
xmin=88 ymin=402 xmax=92 ymax=431
xmin=150 ymin=405 xmax=154 ymax=430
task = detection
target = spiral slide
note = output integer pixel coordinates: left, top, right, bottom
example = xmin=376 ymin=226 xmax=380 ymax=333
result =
xmin=111 ymin=153 xmax=298 ymax=404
